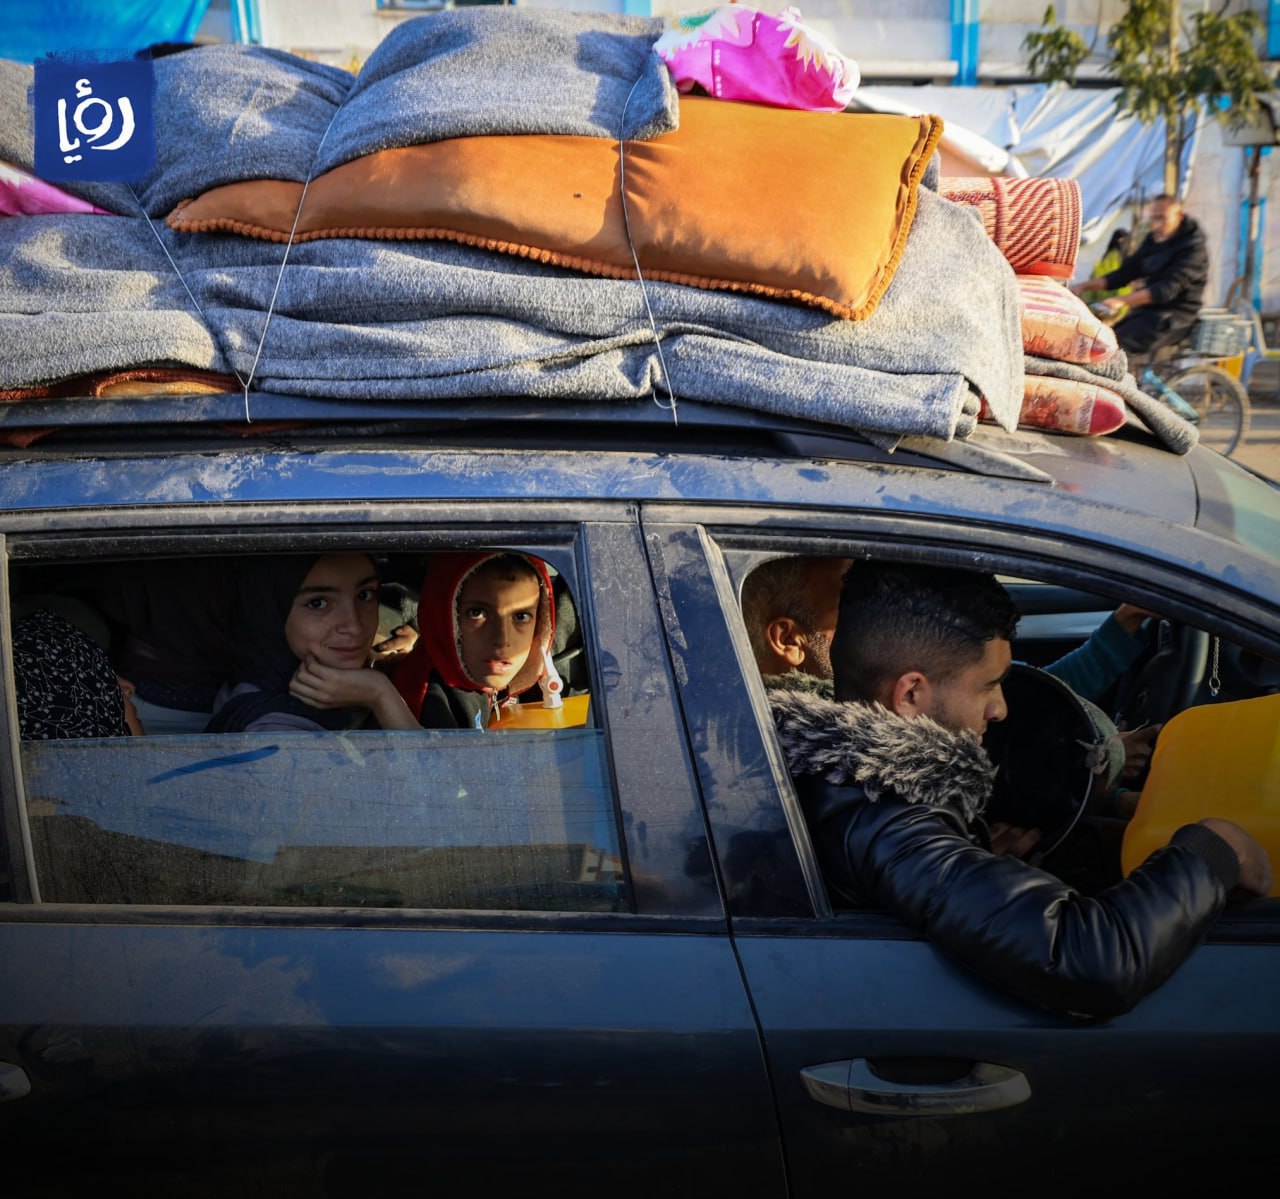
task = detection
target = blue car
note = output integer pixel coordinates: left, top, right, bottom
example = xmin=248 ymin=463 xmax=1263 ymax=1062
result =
xmin=1 ymin=395 xmax=1277 ymax=1196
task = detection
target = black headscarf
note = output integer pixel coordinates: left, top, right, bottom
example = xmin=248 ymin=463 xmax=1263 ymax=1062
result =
xmin=14 ymin=609 xmax=129 ymax=740
xmin=204 ymin=555 xmax=371 ymax=734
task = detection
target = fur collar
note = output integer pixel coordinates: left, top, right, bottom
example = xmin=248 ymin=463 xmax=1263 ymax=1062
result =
xmin=765 ymin=672 xmax=995 ymax=824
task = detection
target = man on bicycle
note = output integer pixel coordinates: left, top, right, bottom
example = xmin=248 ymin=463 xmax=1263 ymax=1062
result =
xmin=1072 ymin=195 xmax=1208 ymax=356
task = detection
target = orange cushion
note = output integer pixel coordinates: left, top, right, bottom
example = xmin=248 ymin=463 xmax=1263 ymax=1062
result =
xmin=167 ymin=97 xmax=942 ymax=321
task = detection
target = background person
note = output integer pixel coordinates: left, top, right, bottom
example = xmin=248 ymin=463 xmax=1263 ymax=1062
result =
xmin=1070 ymin=195 xmax=1208 ymax=355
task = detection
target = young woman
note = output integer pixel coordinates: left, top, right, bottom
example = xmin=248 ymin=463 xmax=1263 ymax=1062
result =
xmin=206 ymin=552 xmax=418 ymax=733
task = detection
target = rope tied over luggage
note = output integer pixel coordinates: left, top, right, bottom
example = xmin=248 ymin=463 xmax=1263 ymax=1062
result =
xmin=619 ymin=74 xmax=679 ymax=426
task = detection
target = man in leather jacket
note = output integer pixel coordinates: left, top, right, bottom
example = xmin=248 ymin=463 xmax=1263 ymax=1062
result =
xmin=768 ymin=561 xmax=1271 ymax=1019
xmin=1071 ymin=194 xmax=1208 ymax=355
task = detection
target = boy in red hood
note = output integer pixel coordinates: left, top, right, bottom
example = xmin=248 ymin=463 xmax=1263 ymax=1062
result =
xmin=390 ymin=551 xmax=558 ymax=730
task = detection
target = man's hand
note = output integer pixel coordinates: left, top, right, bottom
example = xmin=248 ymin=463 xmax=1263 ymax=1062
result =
xmin=1199 ymin=818 xmax=1273 ymax=898
xmin=1113 ymin=603 xmax=1159 ymax=637
xmin=989 ymin=821 xmax=1042 ymax=860
xmin=1117 ymin=723 xmax=1161 ymax=787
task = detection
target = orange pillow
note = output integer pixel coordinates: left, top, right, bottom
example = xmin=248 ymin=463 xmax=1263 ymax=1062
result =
xmin=167 ymin=97 xmax=942 ymax=321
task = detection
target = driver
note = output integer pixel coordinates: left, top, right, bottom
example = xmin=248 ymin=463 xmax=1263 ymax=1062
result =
xmin=767 ymin=560 xmax=1270 ymax=1019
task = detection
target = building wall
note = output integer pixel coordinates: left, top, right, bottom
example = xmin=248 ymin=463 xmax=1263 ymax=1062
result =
xmin=252 ymin=1 xmax=1275 ymax=81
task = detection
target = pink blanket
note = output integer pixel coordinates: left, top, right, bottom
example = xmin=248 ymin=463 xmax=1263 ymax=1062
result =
xmin=1 ymin=161 xmax=114 ymax=217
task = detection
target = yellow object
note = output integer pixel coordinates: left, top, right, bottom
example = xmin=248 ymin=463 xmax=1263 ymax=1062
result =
xmin=1122 ymin=694 xmax=1280 ymax=896
xmin=489 ymin=693 xmax=591 ymax=731
xmin=1211 ymin=351 xmax=1245 ymax=380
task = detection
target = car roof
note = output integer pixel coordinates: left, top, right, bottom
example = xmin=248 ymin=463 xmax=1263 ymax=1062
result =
xmin=0 ymin=392 xmax=1276 ymax=588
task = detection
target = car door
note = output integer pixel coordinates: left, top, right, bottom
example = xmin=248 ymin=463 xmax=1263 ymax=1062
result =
xmin=0 ymin=502 xmax=785 ymax=1198
xmin=643 ymin=511 xmax=1280 ymax=1197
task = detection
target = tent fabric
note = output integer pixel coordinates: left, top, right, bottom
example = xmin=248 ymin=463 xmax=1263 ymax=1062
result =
xmin=855 ymin=82 xmax=1189 ymax=242
xmin=0 ymin=0 xmax=212 ymax=63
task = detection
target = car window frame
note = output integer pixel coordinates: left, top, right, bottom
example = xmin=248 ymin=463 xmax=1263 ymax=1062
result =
xmin=641 ymin=502 xmax=1280 ymax=937
xmin=0 ymin=503 xmax=726 ymax=925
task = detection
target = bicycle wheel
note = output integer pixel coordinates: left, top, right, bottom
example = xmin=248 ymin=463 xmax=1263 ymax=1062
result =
xmin=1165 ymin=364 xmax=1251 ymax=457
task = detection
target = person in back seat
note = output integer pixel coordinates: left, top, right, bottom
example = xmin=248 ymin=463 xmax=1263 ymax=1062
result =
xmin=207 ymin=552 xmax=420 ymax=733
xmin=13 ymin=608 xmax=143 ymax=739
xmin=391 ymin=551 xmax=558 ymax=730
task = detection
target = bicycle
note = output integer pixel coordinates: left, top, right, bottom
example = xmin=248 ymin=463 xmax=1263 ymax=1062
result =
xmin=1100 ymin=310 xmax=1252 ymax=458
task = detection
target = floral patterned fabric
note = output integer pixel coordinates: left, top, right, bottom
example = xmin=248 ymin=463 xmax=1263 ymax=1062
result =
xmin=13 ymin=609 xmax=128 ymax=740
xmin=1018 ymin=275 xmax=1119 ymax=365
xmin=656 ymin=5 xmax=859 ymax=113
xmin=977 ymin=275 xmax=1129 ymax=436
xmin=982 ymin=374 xmax=1127 ymax=436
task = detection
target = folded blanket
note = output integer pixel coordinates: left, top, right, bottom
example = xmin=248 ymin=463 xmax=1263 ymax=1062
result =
xmin=0 ymin=366 xmax=239 ymax=401
xmin=165 ymin=100 xmax=941 ymax=322
xmin=0 ymin=11 xmax=1024 ymax=441
xmin=0 ymin=182 xmax=1020 ymax=439
xmin=0 ymin=10 xmax=678 ymax=219
xmin=982 ymin=372 xmax=1126 ymax=436
xmin=941 ymin=176 xmax=1081 ymax=279
xmin=1025 ymin=352 xmax=1198 ymax=454
xmin=1018 ymin=275 xmax=1118 ymax=364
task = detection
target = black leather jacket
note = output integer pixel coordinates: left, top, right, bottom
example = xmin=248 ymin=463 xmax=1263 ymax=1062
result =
xmin=768 ymin=675 xmax=1239 ymax=1020
xmin=1105 ymin=215 xmax=1208 ymax=321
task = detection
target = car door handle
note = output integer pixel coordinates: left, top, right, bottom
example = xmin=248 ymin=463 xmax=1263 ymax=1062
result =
xmin=801 ymin=1058 xmax=1030 ymax=1118
xmin=0 ymin=1062 xmax=32 ymax=1103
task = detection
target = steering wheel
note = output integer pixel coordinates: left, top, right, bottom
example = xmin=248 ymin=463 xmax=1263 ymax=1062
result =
xmin=1113 ymin=620 xmax=1210 ymax=729
xmin=983 ymin=665 xmax=1109 ymax=859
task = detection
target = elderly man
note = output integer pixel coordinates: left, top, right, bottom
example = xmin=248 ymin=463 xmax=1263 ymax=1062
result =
xmin=1071 ymin=194 xmax=1208 ymax=355
xmin=741 ymin=555 xmax=852 ymax=679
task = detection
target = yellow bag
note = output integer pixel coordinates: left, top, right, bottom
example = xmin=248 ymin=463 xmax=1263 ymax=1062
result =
xmin=1122 ymin=693 xmax=1280 ymax=895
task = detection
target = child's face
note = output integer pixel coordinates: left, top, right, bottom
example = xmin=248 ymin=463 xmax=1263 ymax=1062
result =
xmin=456 ymin=567 xmax=542 ymax=690
xmin=284 ymin=553 xmax=380 ymax=668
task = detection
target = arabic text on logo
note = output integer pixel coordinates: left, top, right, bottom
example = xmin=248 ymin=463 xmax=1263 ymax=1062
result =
xmin=33 ymin=56 xmax=156 ymax=183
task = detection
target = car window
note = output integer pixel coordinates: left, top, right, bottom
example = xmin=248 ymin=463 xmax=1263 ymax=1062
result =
xmin=8 ymin=549 xmax=626 ymax=913
xmin=731 ymin=549 xmax=1280 ymax=910
xmin=24 ymin=728 xmax=622 ymax=910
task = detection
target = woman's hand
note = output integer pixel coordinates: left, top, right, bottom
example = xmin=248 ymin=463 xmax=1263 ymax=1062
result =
xmin=290 ymin=655 xmax=421 ymax=729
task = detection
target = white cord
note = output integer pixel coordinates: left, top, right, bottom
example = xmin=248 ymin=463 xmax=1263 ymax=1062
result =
xmin=132 ymin=82 xmax=676 ymax=426
xmin=130 ymin=103 xmax=341 ymax=423
xmin=131 ymin=184 xmax=250 ymax=395
xmin=618 ymin=76 xmax=679 ymax=425
xmin=238 ymin=107 xmax=343 ymax=422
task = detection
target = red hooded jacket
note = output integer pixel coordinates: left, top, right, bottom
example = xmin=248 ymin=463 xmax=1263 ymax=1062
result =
xmin=393 ymin=550 xmax=556 ymax=729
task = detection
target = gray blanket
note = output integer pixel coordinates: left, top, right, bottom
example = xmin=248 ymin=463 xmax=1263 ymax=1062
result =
xmin=0 ymin=9 xmax=1023 ymax=442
